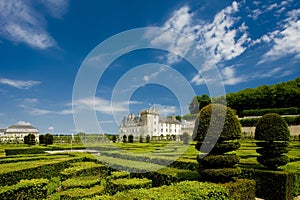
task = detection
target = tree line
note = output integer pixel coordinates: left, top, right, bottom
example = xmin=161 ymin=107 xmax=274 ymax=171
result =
xmin=189 ymin=76 xmax=300 ymax=115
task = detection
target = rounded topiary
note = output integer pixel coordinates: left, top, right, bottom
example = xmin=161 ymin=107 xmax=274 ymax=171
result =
xmin=128 ymin=134 xmax=134 ymax=143
xmin=255 ymin=113 xmax=290 ymax=169
xmin=194 ymin=104 xmax=242 ymax=183
xmin=183 ymin=132 xmax=189 ymax=145
xmin=255 ymin=113 xmax=290 ymax=141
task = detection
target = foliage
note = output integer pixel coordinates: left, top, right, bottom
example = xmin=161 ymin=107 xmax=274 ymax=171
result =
xmin=61 ymin=162 xmax=107 ymax=178
xmin=110 ymin=171 xmax=130 ymax=180
xmin=47 ymin=177 xmax=61 ymax=195
xmin=240 ymin=107 xmax=300 ymax=117
xmin=193 ymin=104 xmax=241 ymax=142
xmin=182 ymin=132 xmax=189 ymax=145
xmin=61 ymin=176 xmax=101 ymax=190
xmin=255 ymin=113 xmax=290 ymax=141
xmin=194 ymin=104 xmax=242 ymax=182
xmin=240 ymin=168 xmax=296 ymax=200
xmin=59 ymin=185 xmax=104 ymax=199
xmin=95 ymin=181 xmax=231 ymax=200
xmin=46 ymin=133 xmax=54 ymax=145
xmin=221 ymin=179 xmax=256 ymax=200
xmin=182 ymin=113 xmax=198 ymax=121
xmin=112 ymin=135 xmax=117 ymax=143
xmin=0 ymin=179 xmax=48 ymax=200
xmin=255 ymin=113 xmax=290 ymax=169
xmin=128 ymin=134 xmax=134 ymax=143
xmin=146 ymin=135 xmax=150 ymax=143
xmin=189 ymin=94 xmax=211 ymax=114
xmin=105 ymin=177 xmax=152 ymax=194
xmin=225 ymin=76 xmax=300 ymax=113
xmin=122 ymin=135 xmax=127 ymax=143
xmin=39 ymin=134 xmax=46 ymax=145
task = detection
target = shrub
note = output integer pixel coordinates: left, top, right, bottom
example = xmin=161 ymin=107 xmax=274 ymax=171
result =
xmin=28 ymin=134 xmax=36 ymax=145
xmin=59 ymin=185 xmax=104 ymax=199
xmin=110 ymin=171 xmax=130 ymax=180
xmin=102 ymin=181 xmax=230 ymax=200
xmin=112 ymin=135 xmax=117 ymax=143
xmin=61 ymin=162 xmax=108 ymax=178
xmin=0 ymin=179 xmax=48 ymax=200
xmin=39 ymin=134 xmax=46 ymax=145
xmin=61 ymin=176 xmax=101 ymax=190
xmin=105 ymin=178 xmax=152 ymax=194
xmin=128 ymin=134 xmax=134 ymax=143
xmin=146 ymin=135 xmax=150 ymax=143
xmin=222 ymin=179 xmax=256 ymax=200
xmin=240 ymin=107 xmax=300 ymax=117
xmin=194 ymin=104 xmax=242 ymax=182
xmin=182 ymin=132 xmax=189 ymax=145
xmin=255 ymin=113 xmax=290 ymax=169
xmin=122 ymin=135 xmax=127 ymax=143
xmin=45 ymin=133 xmax=54 ymax=145
xmin=240 ymin=168 xmax=296 ymax=200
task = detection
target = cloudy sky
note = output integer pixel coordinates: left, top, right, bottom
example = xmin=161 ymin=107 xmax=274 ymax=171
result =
xmin=0 ymin=0 xmax=300 ymax=134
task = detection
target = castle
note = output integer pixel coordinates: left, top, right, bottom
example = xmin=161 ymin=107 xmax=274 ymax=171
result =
xmin=119 ymin=106 xmax=183 ymax=141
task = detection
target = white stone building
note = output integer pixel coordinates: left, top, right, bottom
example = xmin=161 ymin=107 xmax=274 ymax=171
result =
xmin=0 ymin=124 xmax=39 ymax=143
xmin=119 ymin=106 xmax=182 ymax=140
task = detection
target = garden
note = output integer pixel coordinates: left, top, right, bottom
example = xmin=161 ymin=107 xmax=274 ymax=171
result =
xmin=1 ymin=105 xmax=300 ymax=199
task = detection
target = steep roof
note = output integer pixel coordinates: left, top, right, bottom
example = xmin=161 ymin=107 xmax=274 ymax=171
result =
xmin=7 ymin=124 xmax=38 ymax=130
xmin=159 ymin=117 xmax=181 ymax=124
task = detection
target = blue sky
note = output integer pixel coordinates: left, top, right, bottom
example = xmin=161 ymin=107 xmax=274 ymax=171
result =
xmin=0 ymin=0 xmax=300 ymax=134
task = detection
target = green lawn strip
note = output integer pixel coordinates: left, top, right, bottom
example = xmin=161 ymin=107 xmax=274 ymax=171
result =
xmin=61 ymin=176 xmax=102 ymax=190
xmin=59 ymin=185 xmax=104 ymax=199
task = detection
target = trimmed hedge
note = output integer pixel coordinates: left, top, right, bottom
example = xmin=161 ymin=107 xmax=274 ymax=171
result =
xmin=105 ymin=178 xmax=152 ymax=194
xmin=0 ymin=179 xmax=48 ymax=200
xmin=240 ymin=115 xmax=300 ymax=127
xmin=61 ymin=176 xmax=101 ymax=190
xmin=110 ymin=171 xmax=130 ymax=180
xmin=201 ymin=168 xmax=242 ymax=183
xmin=0 ymin=157 xmax=81 ymax=186
xmin=61 ymin=162 xmax=108 ymax=179
xmin=59 ymin=185 xmax=104 ymax=200
xmin=5 ymin=146 xmax=85 ymax=156
xmin=222 ymin=179 xmax=256 ymax=200
xmin=240 ymin=107 xmax=300 ymax=117
xmin=240 ymin=168 xmax=296 ymax=200
xmin=87 ymin=181 xmax=231 ymax=200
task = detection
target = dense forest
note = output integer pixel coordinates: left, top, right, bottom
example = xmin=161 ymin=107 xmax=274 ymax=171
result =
xmin=189 ymin=76 xmax=300 ymax=115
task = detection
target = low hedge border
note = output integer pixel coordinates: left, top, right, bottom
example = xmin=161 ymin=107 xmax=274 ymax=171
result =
xmin=240 ymin=107 xmax=300 ymax=117
xmin=0 ymin=157 xmax=85 ymax=186
xmin=61 ymin=176 xmax=102 ymax=190
xmin=105 ymin=177 xmax=152 ymax=195
xmin=84 ymin=181 xmax=231 ymax=200
xmin=59 ymin=185 xmax=104 ymax=200
xmin=0 ymin=179 xmax=48 ymax=200
xmin=5 ymin=146 xmax=85 ymax=156
xmin=240 ymin=168 xmax=298 ymax=200
xmin=61 ymin=162 xmax=108 ymax=179
xmin=240 ymin=116 xmax=300 ymax=127
xmin=222 ymin=179 xmax=256 ymax=200
xmin=110 ymin=171 xmax=130 ymax=180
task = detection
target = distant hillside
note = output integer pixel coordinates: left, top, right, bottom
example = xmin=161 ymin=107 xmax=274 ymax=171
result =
xmin=225 ymin=76 xmax=300 ymax=113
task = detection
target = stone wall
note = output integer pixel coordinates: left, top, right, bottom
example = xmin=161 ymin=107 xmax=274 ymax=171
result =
xmin=242 ymin=125 xmax=300 ymax=137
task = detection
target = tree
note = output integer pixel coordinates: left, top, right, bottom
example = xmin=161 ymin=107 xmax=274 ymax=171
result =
xmin=112 ymin=135 xmax=117 ymax=143
xmin=24 ymin=135 xmax=29 ymax=145
xmin=189 ymin=94 xmax=211 ymax=114
xmin=194 ymin=104 xmax=242 ymax=183
xmin=45 ymin=133 xmax=54 ymax=145
xmin=122 ymin=135 xmax=127 ymax=143
xmin=255 ymin=113 xmax=290 ymax=169
xmin=28 ymin=134 xmax=36 ymax=145
xmin=182 ymin=132 xmax=189 ymax=145
xmin=39 ymin=135 xmax=46 ymax=145
xmin=146 ymin=135 xmax=150 ymax=143
xmin=128 ymin=134 xmax=134 ymax=143
xmin=139 ymin=135 xmax=143 ymax=143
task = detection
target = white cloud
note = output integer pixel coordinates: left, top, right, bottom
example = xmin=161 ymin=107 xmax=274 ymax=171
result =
xmin=73 ymin=97 xmax=142 ymax=115
xmin=252 ymin=67 xmax=292 ymax=79
xmin=0 ymin=78 xmax=40 ymax=89
xmin=17 ymin=121 xmax=31 ymax=125
xmin=48 ymin=126 xmax=54 ymax=131
xmin=0 ymin=0 xmax=68 ymax=49
xmin=222 ymin=66 xmax=245 ymax=85
xmin=259 ymin=9 xmax=300 ymax=63
xmin=143 ymin=66 xmax=167 ymax=82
